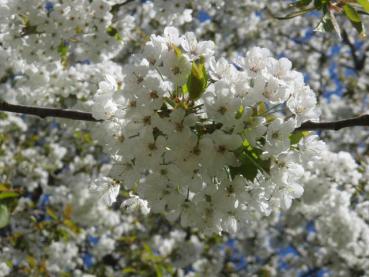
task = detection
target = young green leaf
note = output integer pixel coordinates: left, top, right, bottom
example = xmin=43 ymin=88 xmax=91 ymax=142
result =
xmin=315 ymin=13 xmax=334 ymax=33
xmin=343 ymin=5 xmax=366 ymax=38
xmin=0 ymin=192 xmax=19 ymax=200
xmin=187 ymin=56 xmax=208 ymax=101
xmin=107 ymin=26 xmax=122 ymax=42
xmin=0 ymin=205 xmax=9 ymax=229
xmin=57 ymin=41 xmax=69 ymax=68
xmin=289 ymin=131 xmax=310 ymax=145
xmin=230 ymin=142 xmax=271 ymax=181
xmin=343 ymin=4 xmax=361 ymax=23
xmin=357 ymin=0 xmax=369 ymax=12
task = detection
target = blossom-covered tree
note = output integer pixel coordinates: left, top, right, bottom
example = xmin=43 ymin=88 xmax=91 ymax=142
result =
xmin=1 ymin=0 xmax=369 ymax=276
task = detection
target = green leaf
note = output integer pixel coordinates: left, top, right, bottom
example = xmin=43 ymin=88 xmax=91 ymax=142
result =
xmin=154 ymin=264 xmax=164 ymax=277
xmin=357 ymin=0 xmax=369 ymax=12
xmin=289 ymin=131 xmax=310 ymax=145
xmin=122 ymin=267 xmax=137 ymax=274
xmin=187 ymin=56 xmax=208 ymax=101
xmin=314 ymin=0 xmax=329 ymax=10
xmin=0 ymin=192 xmax=19 ymax=200
xmin=107 ymin=25 xmax=118 ymax=36
xmin=143 ymin=243 xmax=154 ymax=255
xmin=343 ymin=4 xmax=361 ymax=22
xmin=343 ymin=6 xmax=366 ymax=38
xmin=182 ymin=83 xmax=188 ymax=94
xmin=314 ymin=13 xmax=334 ymax=33
xmin=106 ymin=26 xmax=122 ymax=42
xmin=290 ymin=0 xmax=313 ymax=7
xmin=58 ymin=42 xmax=68 ymax=58
xmin=73 ymin=130 xmax=93 ymax=144
xmin=230 ymin=151 xmax=256 ymax=181
xmin=63 ymin=219 xmax=80 ymax=233
xmin=46 ymin=208 xmax=58 ymax=221
xmin=256 ymin=102 xmax=267 ymax=115
xmin=349 ymin=20 xmax=366 ymax=38
xmin=235 ymin=105 xmax=244 ymax=119
xmin=0 ymin=205 xmax=10 ymax=229
xmin=173 ymin=45 xmax=182 ymax=58
xmin=258 ymin=268 xmax=272 ymax=277
xmin=314 ymin=0 xmax=322 ymax=9
xmin=0 ymin=183 xmax=10 ymax=191
xmin=57 ymin=41 xmax=69 ymax=68
xmin=230 ymin=142 xmax=271 ymax=181
xmin=269 ymin=7 xmax=315 ymax=20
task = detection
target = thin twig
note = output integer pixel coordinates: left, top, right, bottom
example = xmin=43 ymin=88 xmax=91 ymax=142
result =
xmin=0 ymin=101 xmax=101 ymax=122
xmin=341 ymin=29 xmax=366 ymax=71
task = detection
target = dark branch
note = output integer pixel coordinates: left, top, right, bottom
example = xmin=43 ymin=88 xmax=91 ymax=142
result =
xmin=1 ymin=101 xmax=369 ymax=131
xmin=111 ymin=0 xmax=136 ymax=14
xmin=341 ymin=29 xmax=366 ymax=71
xmin=296 ymin=115 xmax=369 ymax=131
xmin=0 ymin=101 xmax=101 ymax=122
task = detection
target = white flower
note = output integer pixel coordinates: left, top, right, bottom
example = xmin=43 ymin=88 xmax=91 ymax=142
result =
xmin=267 ymin=57 xmax=292 ymax=79
xmin=209 ymin=57 xmax=233 ymax=81
xmin=201 ymin=130 xmax=241 ymax=176
xmin=143 ymin=39 xmax=165 ymax=66
xmin=263 ymin=118 xmax=296 ymax=157
xmin=161 ymin=50 xmax=191 ymax=86
xmin=121 ymin=194 xmax=150 ymax=215
xmin=90 ymin=177 xmax=120 ymax=206
xmin=163 ymin=26 xmax=182 ymax=46
xmin=221 ymin=215 xmax=238 ymax=234
xmin=262 ymin=73 xmax=291 ymax=104
xmin=299 ymin=135 xmax=327 ymax=165
xmin=238 ymin=47 xmax=271 ymax=74
xmin=271 ymin=155 xmax=305 ymax=200
xmin=204 ymin=81 xmax=241 ymax=127
xmin=92 ymin=76 xmax=118 ymax=120
xmin=239 ymin=112 xmax=267 ymax=146
xmin=287 ymin=85 xmax=320 ymax=126
xmin=181 ymin=32 xmax=215 ymax=60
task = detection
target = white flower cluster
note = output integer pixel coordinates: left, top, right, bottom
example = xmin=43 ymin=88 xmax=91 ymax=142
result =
xmin=0 ymin=0 xmax=123 ymax=63
xmin=5 ymin=60 xmax=123 ymax=107
xmin=315 ymin=189 xmax=369 ymax=266
xmin=140 ymin=0 xmax=193 ymax=26
xmin=91 ymin=26 xmax=321 ymax=234
xmin=46 ymin=241 xmax=79 ymax=273
xmin=289 ymin=149 xmax=369 ymax=273
xmin=0 ymin=262 xmax=11 ymax=277
xmin=0 ymin=118 xmax=67 ymax=192
xmin=153 ymin=230 xmax=203 ymax=268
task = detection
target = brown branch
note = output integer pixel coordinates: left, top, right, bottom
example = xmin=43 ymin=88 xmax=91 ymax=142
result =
xmin=296 ymin=114 xmax=369 ymax=131
xmin=0 ymin=101 xmax=101 ymax=122
xmin=1 ymin=101 xmax=369 ymax=131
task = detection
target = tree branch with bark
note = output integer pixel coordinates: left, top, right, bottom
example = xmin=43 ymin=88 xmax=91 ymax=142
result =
xmin=0 ymin=101 xmax=101 ymax=122
xmin=1 ymin=100 xmax=369 ymax=131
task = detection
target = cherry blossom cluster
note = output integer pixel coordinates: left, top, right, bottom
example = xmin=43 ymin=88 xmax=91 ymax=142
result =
xmin=284 ymin=149 xmax=369 ymax=275
xmin=0 ymin=112 xmax=218 ymax=275
xmin=1 ymin=0 xmax=369 ymax=275
xmin=2 ymin=60 xmax=123 ymax=108
xmin=0 ymin=0 xmax=124 ymax=63
xmin=91 ymin=26 xmax=321 ymax=234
